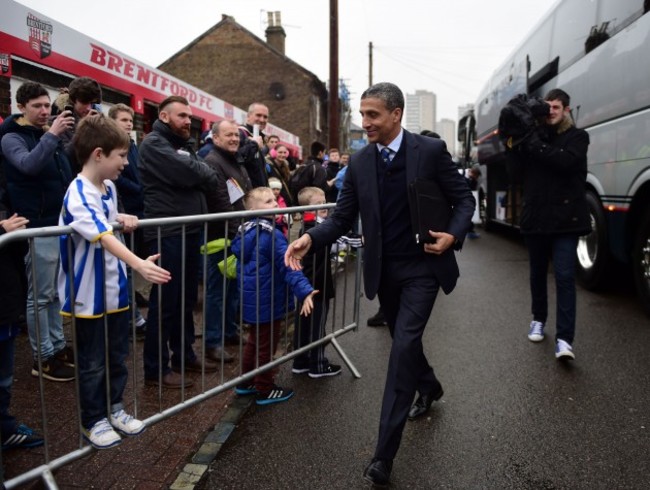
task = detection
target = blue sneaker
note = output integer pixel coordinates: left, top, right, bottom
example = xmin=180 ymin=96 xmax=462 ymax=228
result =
xmin=1 ymin=423 xmax=44 ymax=450
xmin=528 ymin=321 xmax=545 ymax=342
xmin=235 ymin=384 xmax=258 ymax=396
xmin=255 ymin=386 xmax=294 ymax=405
xmin=555 ymin=339 xmax=575 ymax=360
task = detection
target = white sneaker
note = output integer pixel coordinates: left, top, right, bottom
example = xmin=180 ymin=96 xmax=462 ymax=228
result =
xmin=528 ymin=321 xmax=545 ymax=342
xmin=110 ymin=409 xmax=146 ymax=436
xmin=84 ymin=418 xmax=121 ymax=449
xmin=555 ymin=339 xmax=575 ymax=360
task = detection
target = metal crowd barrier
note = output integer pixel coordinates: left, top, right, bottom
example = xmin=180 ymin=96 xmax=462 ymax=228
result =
xmin=0 ymin=204 xmax=362 ymax=489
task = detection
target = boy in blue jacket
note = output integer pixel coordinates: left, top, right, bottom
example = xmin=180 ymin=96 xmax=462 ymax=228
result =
xmin=231 ymin=187 xmax=317 ymax=405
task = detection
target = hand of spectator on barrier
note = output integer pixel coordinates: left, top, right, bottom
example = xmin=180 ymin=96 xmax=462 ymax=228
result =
xmin=0 ymin=213 xmax=29 ymax=233
xmin=137 ymin=254 xmax=172 ymax=285
xmin=49 ymin=111 xmax=75 ymax=137
xmin=300 ymin=290 xmax=320 ymax=316
xmin=116 ymin=213 xmax=138 ymax=233
xmin=424 ymin=231 xmax=455 ymax=255
xmin=285 ymin=233 xmax=312 ymax=270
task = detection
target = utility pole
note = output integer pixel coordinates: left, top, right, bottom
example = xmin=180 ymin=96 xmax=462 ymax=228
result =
xmin=369 ymin=41 xmax=373 ymax=87
xmin=328 ymin=0 xmax=339 ymax=148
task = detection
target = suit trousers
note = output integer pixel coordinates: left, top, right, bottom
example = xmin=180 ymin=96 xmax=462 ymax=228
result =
xmin=375 ymin=257 xmax=440 ymax=461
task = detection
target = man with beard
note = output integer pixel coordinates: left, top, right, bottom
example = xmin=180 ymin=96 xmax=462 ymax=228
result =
xmin=139 ymin=96 xmax=219 ymax=388
xmin=201 ymin=119 xmax=253 ymax=364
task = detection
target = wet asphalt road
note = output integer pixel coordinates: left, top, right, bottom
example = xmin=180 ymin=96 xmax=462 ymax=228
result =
xmin=197 ymin=230 xmax=650 ymax=490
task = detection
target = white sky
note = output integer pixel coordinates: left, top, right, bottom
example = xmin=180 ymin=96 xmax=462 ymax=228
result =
xmin=15 ymin=0 xmax=558 ymax=125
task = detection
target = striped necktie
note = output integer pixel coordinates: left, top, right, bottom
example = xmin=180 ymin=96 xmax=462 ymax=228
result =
xmin=380 ymin=147 xmax=391 ymax=165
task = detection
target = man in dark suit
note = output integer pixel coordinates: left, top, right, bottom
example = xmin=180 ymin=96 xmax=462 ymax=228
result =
xmin=285 ymin=82 xmax=474 ymax=487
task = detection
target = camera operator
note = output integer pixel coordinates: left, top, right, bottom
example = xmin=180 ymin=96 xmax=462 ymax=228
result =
xmin=502 ymin=88 xmax=590 ymax=361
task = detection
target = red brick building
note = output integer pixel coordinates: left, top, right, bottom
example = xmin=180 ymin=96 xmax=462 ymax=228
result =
xmin=159 ymin=13 xmax=329 ymax=158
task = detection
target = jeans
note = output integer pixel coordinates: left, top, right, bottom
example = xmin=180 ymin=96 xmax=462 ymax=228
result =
xmin=76 ymin=313 xmax=129 ymax=429
xmin=0 ymin=336 xmax=17 ymax=440
xmin=526 ymin=234 xmax=579 ymax=344
xmin=204 ymin=253 xmax=239 ymax=349
xmin=144 ymin=234 xmax=199 ymax=379
xmin=25 ymin=236 xmax=65 ymax=360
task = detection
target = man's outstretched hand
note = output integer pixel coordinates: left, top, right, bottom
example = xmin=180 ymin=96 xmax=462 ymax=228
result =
xmin=285 ymin=233 xmax=313 ymax=270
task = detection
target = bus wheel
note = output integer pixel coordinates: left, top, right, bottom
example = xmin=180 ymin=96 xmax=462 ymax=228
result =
xmin=632 ymin=212 xmax=650 ymax=317
xmin=576 ymin=192 xmax=610 ymax=289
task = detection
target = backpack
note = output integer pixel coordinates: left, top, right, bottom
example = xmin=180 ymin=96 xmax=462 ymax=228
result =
xmin=289 ymin=162 xmax=318 ymax=198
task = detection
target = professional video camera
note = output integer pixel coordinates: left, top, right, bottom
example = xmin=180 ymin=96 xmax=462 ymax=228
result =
xmin=498 ymin=94 xmax=550 ymax=149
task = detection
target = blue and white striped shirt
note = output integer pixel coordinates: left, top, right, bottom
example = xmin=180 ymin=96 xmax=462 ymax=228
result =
xmin=58 ymin=176 xmax=128 ymax=318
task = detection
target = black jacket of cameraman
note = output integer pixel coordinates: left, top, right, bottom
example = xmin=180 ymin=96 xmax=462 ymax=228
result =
xmin=508 ymin=117 xmax=591 ymax=236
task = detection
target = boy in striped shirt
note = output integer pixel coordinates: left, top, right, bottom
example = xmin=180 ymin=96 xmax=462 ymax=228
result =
xmin=58 ymin=115 xmax=171 ymax=449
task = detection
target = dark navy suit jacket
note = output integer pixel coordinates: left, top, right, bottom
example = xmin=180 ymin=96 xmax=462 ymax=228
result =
xmin=307 ymin=129 xmax=475 ymax=299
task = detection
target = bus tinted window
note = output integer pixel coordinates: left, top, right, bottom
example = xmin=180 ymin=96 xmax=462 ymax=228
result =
xmin=599 ymin=0 xmax=644 ymax=34
xmin=552 ymin=0 xmax=597 ymax=69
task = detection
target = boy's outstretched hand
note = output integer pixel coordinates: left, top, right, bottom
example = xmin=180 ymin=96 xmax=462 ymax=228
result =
xmin=136 ymin=254 xmax=172 ymax=285
xmin=300 ymin=290 xmax=320 ymax=316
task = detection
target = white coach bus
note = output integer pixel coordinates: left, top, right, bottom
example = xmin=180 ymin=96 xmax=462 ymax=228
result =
xmin=458 ymin=0 xmax=650 ymax=316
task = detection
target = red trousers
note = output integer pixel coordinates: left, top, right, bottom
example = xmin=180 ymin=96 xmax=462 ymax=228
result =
xmin=241 ymin=319 xmax=283 ymax=392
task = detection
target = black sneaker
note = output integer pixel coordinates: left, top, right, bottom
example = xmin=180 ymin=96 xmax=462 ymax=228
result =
xmin=54 ymin=345 xmax=75 ymax=367
xmin=31 ymin=357 xmax=75 ymax=382
xmin=309 ymin=363 xmax=342 ymax=378
xmin=291 ymin=363 xmax=309 ymax=374
xmin=1 ymin=423 xmax=44 ymax=450
xmin=255 ymin=386 xmax=294 ymax=405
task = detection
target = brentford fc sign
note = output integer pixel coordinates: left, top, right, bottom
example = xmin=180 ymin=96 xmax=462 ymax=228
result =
xmin=27 ymin=13 xmax=52 ymax=59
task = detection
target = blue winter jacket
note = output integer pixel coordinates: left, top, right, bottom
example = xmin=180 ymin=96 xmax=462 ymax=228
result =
xmin=231 ymin=218 xmax=313 ymax=324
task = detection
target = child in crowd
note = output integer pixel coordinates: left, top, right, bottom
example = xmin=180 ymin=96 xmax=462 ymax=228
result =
xmin=58 ymin=115 xmax=171 ymax=449
xmin=231 ymin=187 xmax=317 ymax=405
xmin=291 ymin=187 xmax=341 ymax=378
xmin=268 ymin=177 xmax=289 ymax=236
xmin=1 ymin=209 xmax=44 ymax=455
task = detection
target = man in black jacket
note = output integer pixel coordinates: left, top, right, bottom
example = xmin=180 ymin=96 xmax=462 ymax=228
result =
xmin=285 ymin=82 xmax=474 ymax=486
xmin=508 ymin=88 xmax=590 ymax=361
xmin=139 ymin=95 xmax=219 ymax=388
xmin=237 ymin=102 xmax=269 ymax=188
xmin=202 ymin=119 xmax=253 ymax=363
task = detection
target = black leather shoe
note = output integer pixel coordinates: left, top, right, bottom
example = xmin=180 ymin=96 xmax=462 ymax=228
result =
xmin=408 ymin=384 xmax=444 ymax=420
xmin=367 ymin=308 xmax=388 ymax=327
xmin=363 ymin=458 xmax=392 ymax=487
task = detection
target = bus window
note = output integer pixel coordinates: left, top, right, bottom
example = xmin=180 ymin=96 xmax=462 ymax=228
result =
xmin=552 ymin=0 xmax=597 ymax=69
xmin=599 ymin=0 xmax=644 ymax=35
